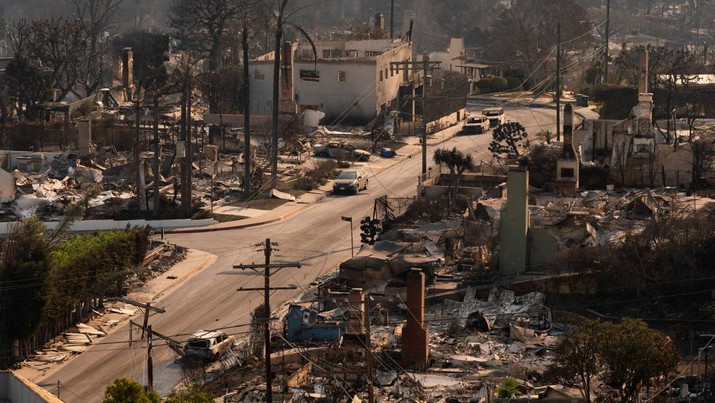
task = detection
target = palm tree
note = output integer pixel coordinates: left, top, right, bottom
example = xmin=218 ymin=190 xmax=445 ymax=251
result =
xmin=433 ymin=147 xmax=475 ymax=198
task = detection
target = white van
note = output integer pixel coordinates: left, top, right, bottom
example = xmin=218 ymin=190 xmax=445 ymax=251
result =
xmin=482 ymin=107 xmax=506 ymax=127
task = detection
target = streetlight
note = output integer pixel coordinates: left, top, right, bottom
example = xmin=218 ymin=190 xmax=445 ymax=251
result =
xmin=341 ymin=216 xmax=354 ymax=257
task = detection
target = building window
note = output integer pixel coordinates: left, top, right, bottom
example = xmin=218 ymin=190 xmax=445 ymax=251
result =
xmin=380 ymin=71 xmax=383 ymax=81
xmin=299 ymin=69 xmax=320 ymax=82
xmin=560 ymin=168 xmax=575 ymax=178
xmin=323 ymin=49 xmax=345 ymax=59
xmin=338 ymin=71 xmax=346 ymax=82
xmin=254 ymin=69 xmax=265 ymax=80
xmin=385 ymin=68 xmax=388 ymax=79
xmin=365 ymin=51 xmax=382 ymax=57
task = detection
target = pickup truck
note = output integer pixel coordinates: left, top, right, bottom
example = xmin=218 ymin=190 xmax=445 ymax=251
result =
xmin=313 ymin=141 xmax=371 ymax=162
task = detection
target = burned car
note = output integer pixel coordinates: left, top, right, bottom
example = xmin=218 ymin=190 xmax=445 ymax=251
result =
xmin=313 ymin=141 xmax=371 ymax=162
xmin=184 ymin=330 xmax=235 ymax=361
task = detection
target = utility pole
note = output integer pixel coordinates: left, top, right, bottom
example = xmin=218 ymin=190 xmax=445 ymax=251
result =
xmin=364 ymin=296 xmax=374 ymax=403
xmin=234 ymin=239 xmax=301 ymax=402
xmin=185 ymin=79 xmax=193 ymax=217
xmin=152 ymin=94 xmax=160 ymax=218
xmin=135 ymin=99 xmax=144 ymax=210
xmin=112 ymin=297 xmax=166 ymax=339
xmin=390 ymin=55 xmax=441 ymax=179
xmin=556 ymin=23 xmax=562 ymax=142
xmin=390 ymin=0 xmax=394 ymax=39
xmin=242 ymin=18 xmax=252 ymax=200
xmin=421 ymin=53 xmax=429 ymax=179
xmin=604 ymin=0 xmax=611 ymax=84
xmin=146 ymin=325 xmax=153 ymax=392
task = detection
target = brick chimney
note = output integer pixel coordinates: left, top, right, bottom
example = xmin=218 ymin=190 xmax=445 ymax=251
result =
xmin=122 ymin=47 xmax=135 ymax=101
xmin=402 ymin=269 xmax=429 ymax=369
xmin=345 ymin=288 xmax=365 ymax=335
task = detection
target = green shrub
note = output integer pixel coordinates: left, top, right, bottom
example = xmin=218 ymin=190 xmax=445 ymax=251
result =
xmin=44 ymin=228 xmax=149 ymax=320
xmin=506 ymin=76 xmax=522 ymax=90
xmin=496 ymin=376 xmax=522 ymax=398
xmin=589 ymin=84 xmax=638 ymax=119
xmin=477 ymin=76 xmax=509 ymax=93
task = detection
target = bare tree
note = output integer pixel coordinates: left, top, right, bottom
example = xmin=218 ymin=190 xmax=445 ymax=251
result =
xmin=169 ymin=0 xmax=243 ymax=112
xmin=486 ymin=0 xmax=591 ymax=83
xmin=70 ymin=0 xmax=124 ymax=97
xmin=12 ymin=18 xmax=88 ymax=101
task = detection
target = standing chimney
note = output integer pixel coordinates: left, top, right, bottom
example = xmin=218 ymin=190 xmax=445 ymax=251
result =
xmin=402 ymin=269 xmax=429 ymax=369
xmin=635 ymin=48 xmax=654 ymax=122
xmin=122 ymin=47 xmax=135 ymax=101
xmin=556 ymin=103 xmax=579 ymax=195
xmin=345 ymin=288 xmax=365 ymax=335
xmin=375 ymin=13 xmax=385 ymax=32
xmin=638 ymin=48 xmax=649 ymax=94
xmin=562 ymin=103 xmax=575 ymax=156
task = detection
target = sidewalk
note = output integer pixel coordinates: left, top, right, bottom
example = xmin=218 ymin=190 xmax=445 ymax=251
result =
xmin=168 ymin=122 xmax=465 ymax=234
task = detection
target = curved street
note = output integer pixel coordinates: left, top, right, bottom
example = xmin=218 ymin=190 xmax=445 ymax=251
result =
xmin=36 ymin=104 xmax=558 ymax=402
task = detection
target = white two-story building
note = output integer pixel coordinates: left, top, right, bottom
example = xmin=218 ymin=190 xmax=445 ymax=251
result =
xmin=249 ymin=38 xmax=413 ymax=125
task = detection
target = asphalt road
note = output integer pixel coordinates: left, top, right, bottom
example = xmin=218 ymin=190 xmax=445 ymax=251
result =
xmin=37 ymin=104 xmax=557 ymax=402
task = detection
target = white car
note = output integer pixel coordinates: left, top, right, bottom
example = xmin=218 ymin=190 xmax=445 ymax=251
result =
xmin=482 ymin=107 xmax=506 ymax=127
xmin=462 ymin=115 xmax=490 ymax=134
xmin=332 ymin=168 xmax=368 ymax=194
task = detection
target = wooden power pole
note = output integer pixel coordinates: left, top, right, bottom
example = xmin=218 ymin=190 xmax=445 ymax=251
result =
xmin=556 ymin=24 xmax=562 ymax=142
xmin=146 ymin=325 xmax=153 ymax=391
xmin=235 ymin=239 xmax=301 ymax=402
xmin=390 ymin=54 xmax=441 ymax=179
xmin=364 ymin=296 xmax=374 ymax=403
xmin=604 ymin=0 xmax=611 ymax=84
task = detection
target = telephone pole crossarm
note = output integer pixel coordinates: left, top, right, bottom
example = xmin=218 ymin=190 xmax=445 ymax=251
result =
xmin=237 ymin=286 xmax=298 ymax=292
xmin=233 ymin=263 xmax=302 ymax=270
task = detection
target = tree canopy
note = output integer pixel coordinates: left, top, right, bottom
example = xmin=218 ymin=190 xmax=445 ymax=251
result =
xmin=548 ymin=318 xmax=679 ymax=403
xmin=486 ymin=0 xmax=591 ymax=79
xmin=489 ymin=121 xmax=528 ymax=157
xmin=103 ymin=378 xmax=160 ymax=403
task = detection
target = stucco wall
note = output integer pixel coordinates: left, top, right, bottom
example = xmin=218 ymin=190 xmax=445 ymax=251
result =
xmin=248 ymin=41 xmax=413 ymax=124
xmin=0 ymin=371 xmax=64 ymax=403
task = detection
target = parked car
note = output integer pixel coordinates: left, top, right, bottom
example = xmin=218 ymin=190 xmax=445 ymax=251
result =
xmin=184 ymin=330 xmax=235 ymax=361
xmin=332 ymin=168 xmax=368 ymax=194
xmin=482 ymin=107 xmax=506 ymax=127
xmin=462 ymin=115 xmax=490 ymax=134
xmin=313 ymin=141 xmax=371 ymax=161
